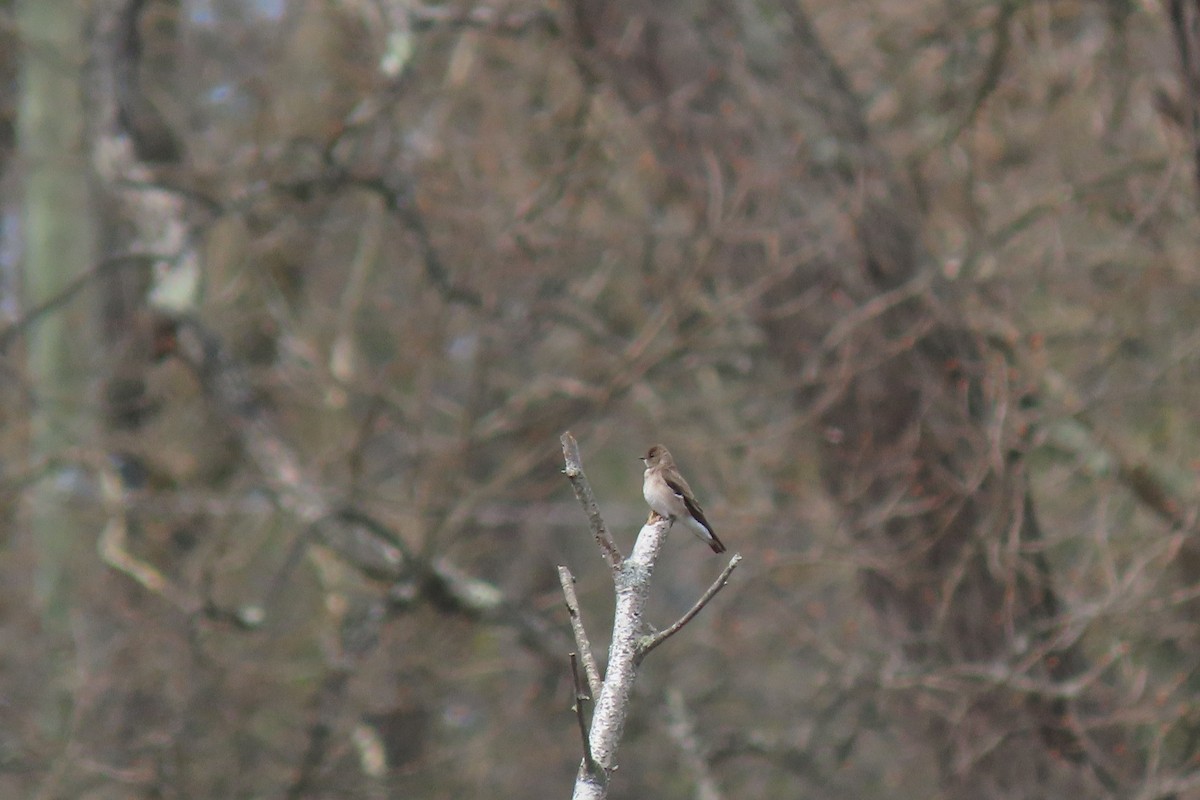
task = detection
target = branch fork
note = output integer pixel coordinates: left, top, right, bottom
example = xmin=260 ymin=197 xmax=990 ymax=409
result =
xmin=558 ymin=431 xmax=740 ymax=800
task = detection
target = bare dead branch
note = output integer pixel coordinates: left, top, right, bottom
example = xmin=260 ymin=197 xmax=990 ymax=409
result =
xmin=638 ymin=554 xmax=742 ymax=662
xmin=560 ymin=565 xmax=602 ymax=698
xmin=571 ymin=652 xmax=600 ymax=779
xmin=571 ymin=517 xmax=670 ymax=800
xmin=561 ymin=434 xmax=740 ymax=799
xmin=560 ymin=431 xmax=623 ymax=571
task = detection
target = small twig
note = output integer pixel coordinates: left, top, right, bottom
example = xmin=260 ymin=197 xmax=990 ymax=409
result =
xmin=408 ymin=3 xmax=558 ymax=35
xmin=571 ymin=653 xmax=601 ymax=779
xmin=560 ymin=431 xmax=623 ymax=571
xmin=286 ymin=666 xmax=352 ymax=800
xmin=0 ymin=253 xmax=156 ymax=353
xmin=638 ymin=554 xmax=742 ymax=661
xmin=96 ymin=463 xmax=197 ymax=613
xmin=559 ymin=565 xmax=603 ymax=698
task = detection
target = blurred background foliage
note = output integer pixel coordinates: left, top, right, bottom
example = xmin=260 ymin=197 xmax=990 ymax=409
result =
xmin=4 ymin=0 xmax=1200 ymax=797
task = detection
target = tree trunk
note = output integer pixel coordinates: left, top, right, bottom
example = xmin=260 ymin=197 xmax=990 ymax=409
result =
xmin=17 ymin=0 xmax=96 ymax=731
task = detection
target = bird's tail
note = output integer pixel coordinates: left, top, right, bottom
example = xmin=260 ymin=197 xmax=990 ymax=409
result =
xmin=707 ymin=532 xmax=727 ymax=554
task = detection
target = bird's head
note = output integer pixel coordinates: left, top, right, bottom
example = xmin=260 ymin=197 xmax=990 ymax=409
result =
xmin=642 ymin=444 xmax=672 ymax=468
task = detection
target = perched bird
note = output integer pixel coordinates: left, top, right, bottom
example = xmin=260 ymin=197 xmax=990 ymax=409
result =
xmin=641 ymin=444 xmax=726 ymax=554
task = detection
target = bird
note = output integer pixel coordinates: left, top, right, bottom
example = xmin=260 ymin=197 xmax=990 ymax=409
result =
xmin=640 ymin=444 xmax=726 ymax=554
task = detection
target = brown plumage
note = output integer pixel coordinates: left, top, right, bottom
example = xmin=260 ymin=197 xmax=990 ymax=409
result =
xmin=641 ymin=444 xmax=726 ymax=554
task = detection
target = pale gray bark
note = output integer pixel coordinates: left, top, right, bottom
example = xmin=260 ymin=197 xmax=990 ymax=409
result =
xmin=571 ymin=516 xmax=670 ymax=800
xmin=561 ymin=433 xmax=739 ymax=800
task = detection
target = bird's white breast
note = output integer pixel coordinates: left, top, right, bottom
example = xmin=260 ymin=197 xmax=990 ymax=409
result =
xmin=643 ymin=469 xmax=684 ymax=518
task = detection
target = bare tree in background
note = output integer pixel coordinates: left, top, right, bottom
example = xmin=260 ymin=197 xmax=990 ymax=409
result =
xmin=3 ymin=0 xmax=1200 ymax=798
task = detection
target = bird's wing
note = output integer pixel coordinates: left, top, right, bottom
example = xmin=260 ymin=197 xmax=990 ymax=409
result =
xmin=663 ymin=475 xmax=715 ymax=535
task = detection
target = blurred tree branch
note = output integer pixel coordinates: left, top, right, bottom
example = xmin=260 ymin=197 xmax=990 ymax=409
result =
xmin=167 ymin=316 xmax=568 ymax=656
xmin=665 ymin=688 xmax=723 ymax=800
